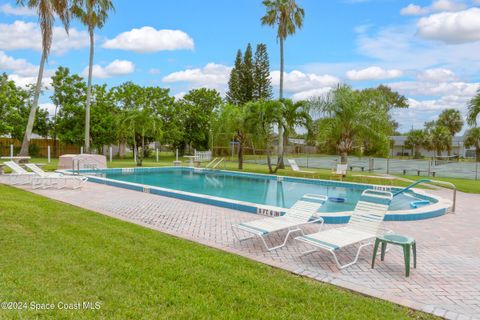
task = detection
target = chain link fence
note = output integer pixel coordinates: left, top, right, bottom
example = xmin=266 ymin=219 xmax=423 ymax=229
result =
xmin=213 ymin=146 xmax=480 ymax=180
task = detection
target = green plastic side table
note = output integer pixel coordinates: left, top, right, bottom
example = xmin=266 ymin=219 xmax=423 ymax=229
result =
xmin=372 ymin=234 xmax=416 ymax=277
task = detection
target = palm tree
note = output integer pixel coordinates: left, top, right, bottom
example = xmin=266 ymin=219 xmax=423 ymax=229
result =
xmin=464 ymin=127 xmax=480 ymax=161
xmin=261 ymin=0 xmax=304 ymax=168
xmin=437 ymin=108 xmax=463 ymax=155
xmin=17 ymin=0 xmax=70 ymax=156
xmin=313 ymin=85 xmax=392 ymax=164
xmin=467 ymin=89 xmax=480 ymax=126
xmin=71 ymin=0 xmax=114 ymax=153
xmin=281 ymin=98 xmax=312 ymax=149
xmin=426 ymin=125 xmax=451 ymax=156
xmin=405 ymin=129 xmax=427 ymax=159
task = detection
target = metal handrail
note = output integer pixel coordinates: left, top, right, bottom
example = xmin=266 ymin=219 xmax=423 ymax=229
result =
xmin=394 ymin=179 xmax=456 ymax=213
xmin=212 ymin=158 xmax=224 ymax=169
xmin=205 ymin=158 xmax=218 ymax=168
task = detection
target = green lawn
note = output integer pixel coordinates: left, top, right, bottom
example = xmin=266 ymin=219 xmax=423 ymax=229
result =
xmin=0 ymin=185 xmax=436 ymax=319
xmin=20 ymin=156 xmax=480 ymax=193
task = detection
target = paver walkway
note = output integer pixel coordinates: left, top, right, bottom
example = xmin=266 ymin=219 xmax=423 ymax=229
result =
xmin=2 ymin=177 xmax=479 ymax=320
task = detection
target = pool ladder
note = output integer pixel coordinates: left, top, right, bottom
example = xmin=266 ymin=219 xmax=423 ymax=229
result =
xmin=393 ymin=179 xmax=457 ymax=213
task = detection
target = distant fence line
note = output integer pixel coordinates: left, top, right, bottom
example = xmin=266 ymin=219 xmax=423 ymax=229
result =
xmin=0 ymin=138 xmax=80 ymax=158
xmin=212 ymin=146 xmax=479 ymax=180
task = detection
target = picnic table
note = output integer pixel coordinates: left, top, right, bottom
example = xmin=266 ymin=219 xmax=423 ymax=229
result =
xmin=349 ymin=164 xmax=367 ymax=171
xmin=402 ymin=169 xmax=436 ymax=177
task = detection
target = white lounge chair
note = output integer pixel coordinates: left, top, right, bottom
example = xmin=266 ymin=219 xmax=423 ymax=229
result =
xmin=24 ymin=163 xmax=88 ymax=189
xmin=331 ymin=163 xmax=348 ymax=180
xmin=3 ymin=161 xmax=35 ymax=185
xmin=231 ymin=194 xmax=328 ymax=251
xmin=287 ymin=159 xmax=314 ymax=174
xmin=295 ymin=189 xmax=393 ymax=269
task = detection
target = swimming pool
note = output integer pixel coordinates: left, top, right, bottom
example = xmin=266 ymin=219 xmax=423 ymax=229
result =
xmin=77 ymin=167 xmax=451 ymax=223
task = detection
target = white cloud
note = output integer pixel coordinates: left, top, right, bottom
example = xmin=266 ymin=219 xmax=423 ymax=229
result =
xmin=417 ymin=8 xmax=480 ymax=44
xmin=162 ymin=63 xmax=231 ymax=89
xmin=7 ymin=73 xmax=51 ymax=89
xmin=82 ymin=59 xmax=135 ymax=79
xmin=270 ymin=70 xmax=339 ymax=93
xmin=389 ymin=80 xmax=479 ymax=97
xmin=39 ymin=102 xmax=56 ymax=115
xmin=291 ymin=87 xmax=333 ymax=101
xmin=416 ymin=68 xmax=458 ymax=82
xmin=355 ymin=23 xmax=480 ymax=74
xmin=148 ymin=68 xmax=160 ymax=75
xmin=346 ymin=66 xmax=403 ymax=81
xmin=0 ymin=3 xmax=36 ymax=16
xmin=401 ymin=4 xmax=427 ymax=16
xmin=103 ymin=27 xmax=194 ymax=53
xmin=0 ymin=21 xmax=89 ymax=55
xmin=400 ymin=0 xmax=467 ymax=16
xmin=0 ymin=50 xmax=39 ymax=76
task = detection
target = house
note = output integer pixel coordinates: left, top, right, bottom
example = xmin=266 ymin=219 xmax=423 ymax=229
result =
xmin=390 ymin=135 xmax=476 ymax=158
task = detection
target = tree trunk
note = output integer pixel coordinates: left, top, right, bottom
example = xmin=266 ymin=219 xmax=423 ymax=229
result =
xmin=238 ymin=142 xmax=243 ymax=170
xmin=476 ymin=145 xmax=480 ymax=162
xmin=19 ymin=50 xmax=46 ymax=156
xmin=340 ymin=152 xmax=348 ymax=164
xmin=85 ymin=28 xmax=94 ymax=154
xmin=276 ymin=37 xmax=285 ymax=169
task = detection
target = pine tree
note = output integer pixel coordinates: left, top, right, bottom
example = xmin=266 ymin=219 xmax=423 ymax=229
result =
xmin=226 ymin=49 xmax=242 ymax=105
xmin=239 ymin=43 xmax=254 ymax=103
xmin=253 ymin=43 xmax=272 ymax=101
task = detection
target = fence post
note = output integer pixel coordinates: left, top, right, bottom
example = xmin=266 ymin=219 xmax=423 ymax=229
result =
xmin=10 ymin=144 xmax=13 ymax=158
xmin=386 ymin=158 xmax=390 ymax=174
xmin=109 ymin=146 xmax=113 ymax=163
xmin=47 ymin=145 xmax=51 ymax=163
xmin=80 ymin=146 xmax=83 ymax=155
xmin=156 ymin=148 xmax=159 ymax=162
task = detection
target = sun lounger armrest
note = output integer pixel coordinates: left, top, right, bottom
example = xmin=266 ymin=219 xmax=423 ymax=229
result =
xmin=308 ymin=216 xmax=324 ymax=227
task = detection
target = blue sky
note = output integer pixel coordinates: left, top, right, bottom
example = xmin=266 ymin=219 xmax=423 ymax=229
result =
xmin=1 ymin=0 xmax=480 ymax=133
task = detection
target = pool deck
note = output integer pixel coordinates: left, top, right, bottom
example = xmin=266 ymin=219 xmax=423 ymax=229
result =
xmin=2 ymin=177 xmax=479 ymax=320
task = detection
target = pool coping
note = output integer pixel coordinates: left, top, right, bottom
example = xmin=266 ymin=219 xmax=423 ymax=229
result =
xmin=60 ymin=166 xmax=452 ymax=224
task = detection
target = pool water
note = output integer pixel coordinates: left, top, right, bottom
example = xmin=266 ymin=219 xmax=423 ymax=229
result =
xmin=102 ymin=168 xmax=433 ymax=213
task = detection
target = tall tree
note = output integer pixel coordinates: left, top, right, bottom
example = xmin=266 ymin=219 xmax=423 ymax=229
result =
xmin=464 ymin=127 xmax=480 ymax=161
xmin=281 ymin=98 xmax=311 ymax=157
xmin=1 ymin=74 xmax=49 ymax=142
xmin=405 ymin=129 xmax=427 ymax=159
xmin=177 ymin=88 xmax=222 ymax=151
xmin=71 ymin=0 xmax=115 ymax=153
xmin=239 ymin=43 xmax=254 ymax=103
xmin=425 ymin=124 xmax=451 ymax=157
xmin=467 ymin=89 xmax=480 ymax=126
xmin=253 ymin=43 xmax=272 ymax=101
xmin=17 ymin=0 xmax=71 ymax=156
xmin=51 ymin=67 xmax=87 ymax=146
xmin=213 ymin=104 xmax=250 ymax=169
xmin=226 ymin=50 xmax=243 ymax=105
xmin=437 ymin=108 xmax=463 ymax=155
xmin=261 ymin=0 xmax=305 ymax=168
xmin=312 ymin=85 xmax=392 ymax=163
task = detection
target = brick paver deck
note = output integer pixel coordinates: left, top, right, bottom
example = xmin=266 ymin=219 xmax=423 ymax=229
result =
xmin=2 ymin=177 xmax=479 ymax=320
